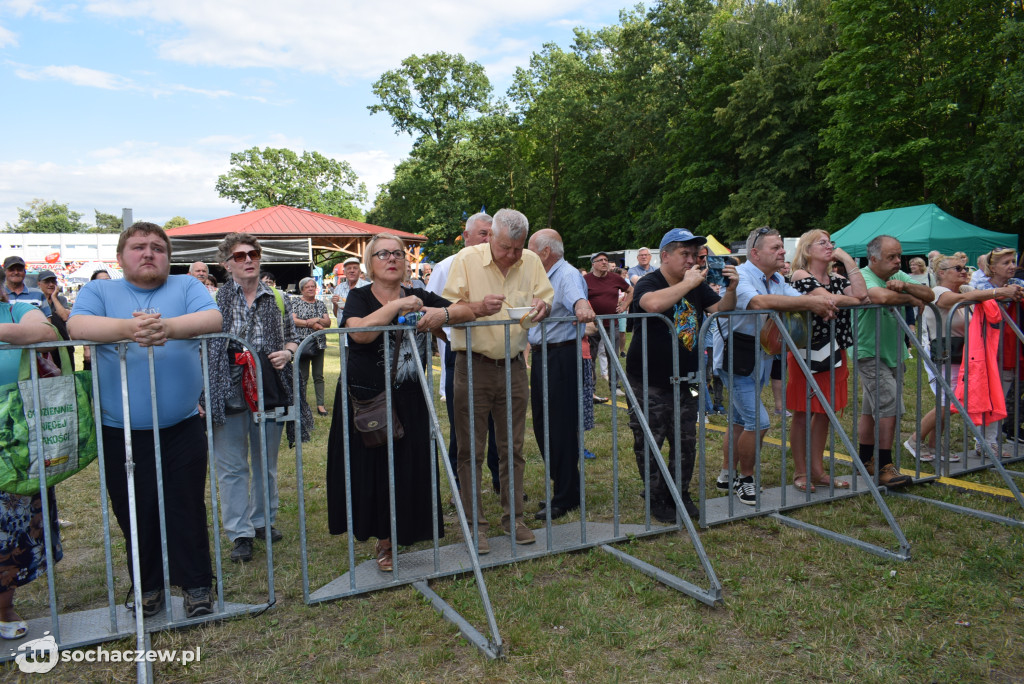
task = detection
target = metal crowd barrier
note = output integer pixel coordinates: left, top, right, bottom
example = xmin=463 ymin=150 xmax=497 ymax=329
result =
xmin=696 ymin=301 xmax=1024 ymax=561
xmin=889 ymin=299 xmax=1024 ymax=525
xmin=1 ymin=335 xmax=279 ymax=683
xmin=697 ymin=307 xmax=912 ymax=561
xmin=291 ymin=313 xmax=724 ymax=660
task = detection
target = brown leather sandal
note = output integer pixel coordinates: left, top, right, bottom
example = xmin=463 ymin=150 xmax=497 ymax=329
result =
xmin=374 ymin=540 xmax=393 ymax=572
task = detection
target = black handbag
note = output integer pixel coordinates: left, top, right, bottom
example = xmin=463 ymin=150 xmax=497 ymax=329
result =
xmin=224 ymin=362 xmax=248 ymax=414
xmin=929 ymin=337 xmax=965 ymax=365
xmin=350 ymin=330 xmax=405 ymax=448
xmin=257 ymin=352 xmax=289 ymax=410
xmin=722 ymin=331 xmax=757 ymax=376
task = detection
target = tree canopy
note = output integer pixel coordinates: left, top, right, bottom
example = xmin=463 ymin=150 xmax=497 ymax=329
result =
xmin=215 ymin=147 xmax=367 ymax=220
xmin=5 ymin=199 xmax=89 ymax=233
xmin=367 ymin=0 xmax=1023 ymax=260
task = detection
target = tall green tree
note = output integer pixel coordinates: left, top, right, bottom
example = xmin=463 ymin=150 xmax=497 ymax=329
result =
xmin=820 ymin=0 xmax=1008 ymax=227
xmin=5 ymin=199 xmax=88 ymax=233
xmin=369 ymin=52 xmax=493 ymax=242
xmin=93 ymin=210 xmax=123 ymax=233
xmin=215 ymin=147 xmax=367 ymax=220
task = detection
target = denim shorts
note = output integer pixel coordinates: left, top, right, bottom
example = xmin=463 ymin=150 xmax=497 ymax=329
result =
xmin=720 ymin=362 xmax=772 ymax=431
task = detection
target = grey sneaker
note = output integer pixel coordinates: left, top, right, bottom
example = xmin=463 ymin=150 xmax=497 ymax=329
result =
xmin=183 ymin=587 xmax=213 ymax=618
xmin=127 ymin=589 xmax=164 ymax=618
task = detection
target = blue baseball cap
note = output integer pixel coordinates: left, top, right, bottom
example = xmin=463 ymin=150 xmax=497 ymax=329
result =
xmin=659 ymin=228 xmax=707 ymax=251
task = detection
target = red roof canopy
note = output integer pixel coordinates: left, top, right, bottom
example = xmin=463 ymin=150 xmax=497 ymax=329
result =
xmin=165 ymin=205 xmax=425 ymax=242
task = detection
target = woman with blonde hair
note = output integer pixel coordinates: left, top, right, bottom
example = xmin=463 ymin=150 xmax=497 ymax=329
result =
xmin=327 ymin=234 xmax=473 ymax=571
xmin=904 ymin=253 xmax=1020 ymax=461
xmin=786 ymin=230 xmax=867 ymax=491
xmin=961 ymin=247 xmax=1024 ymax=459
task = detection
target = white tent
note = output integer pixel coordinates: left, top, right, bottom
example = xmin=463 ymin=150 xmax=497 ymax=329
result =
xmin=67 ymin=261 xmax=123 ymax=282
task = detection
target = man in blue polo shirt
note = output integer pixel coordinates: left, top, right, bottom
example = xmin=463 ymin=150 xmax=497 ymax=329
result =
xmin=718 ymin=226 xmax=837 ymax=505
xmin=3 ymin=256 xmax=48 ymax=316
xmin=69 ymin=222 xmax=223 ymax=619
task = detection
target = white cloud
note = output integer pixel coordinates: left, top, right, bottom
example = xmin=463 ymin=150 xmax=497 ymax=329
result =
xmin=0 ymin=24 xmax=14 ymax=46
xmin=84 ymin=0 xmax=621 ymax=79
xmin=11 ymin=61 xmax=273 ymax=101
xmin=15 ymin=63 xmax=134 ymax=89
xmin=0 ymin=138 xmax=405 ymax=227
xmin=0 ymin=141 xmax=239 ymax=227
xmin=2 ymin=0 xmax=71 ymax=22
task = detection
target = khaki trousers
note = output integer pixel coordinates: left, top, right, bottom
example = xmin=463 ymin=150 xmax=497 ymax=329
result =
xmin=454 ymin=352 xmax=528 ymax=531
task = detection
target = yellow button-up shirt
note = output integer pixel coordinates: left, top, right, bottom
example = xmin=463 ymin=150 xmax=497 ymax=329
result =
xmin=442 ymin=243 xmax=554 ymax=360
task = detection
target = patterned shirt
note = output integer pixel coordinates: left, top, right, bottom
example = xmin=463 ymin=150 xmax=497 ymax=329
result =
xmin=791 ymin=273 xmax=854 ymax=349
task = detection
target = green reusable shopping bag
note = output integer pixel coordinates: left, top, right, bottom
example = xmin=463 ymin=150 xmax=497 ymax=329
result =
xmin=0 ymin=346 xmax=98 ymax=495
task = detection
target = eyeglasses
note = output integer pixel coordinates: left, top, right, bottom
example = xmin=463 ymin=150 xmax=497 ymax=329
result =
xmin=373 ymin=249 xmax=405 ymax=262
xmin=696 ymin=254 xmax=708 ymax=261
xmin=940 ymin=264 xmax=967 ymax=272
xmin=751 ymin=226 xmax=771 ymax=250
xmin=813 ymin=238 xmax=833 ymax=248
xmin=230 ymin=249 xmax=261 ymax=263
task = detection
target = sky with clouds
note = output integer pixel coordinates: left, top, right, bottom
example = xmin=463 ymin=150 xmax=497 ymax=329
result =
xmin=0 ymin=0 xmax=634 ymax=228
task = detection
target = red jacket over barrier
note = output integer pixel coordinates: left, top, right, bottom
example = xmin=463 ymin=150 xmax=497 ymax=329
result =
xmin=953 ymin=299 xmax=1007 ymax=426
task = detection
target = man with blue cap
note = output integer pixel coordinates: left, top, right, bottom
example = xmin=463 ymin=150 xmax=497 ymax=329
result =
xmin=625 ymin=228 xmax=738 ymax=521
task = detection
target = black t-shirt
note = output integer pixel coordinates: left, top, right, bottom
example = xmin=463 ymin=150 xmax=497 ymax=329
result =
xmin=341 ymin=285 xmax=449 ymax=395
xmin=625 ymin=270 xmax=720 ymax=387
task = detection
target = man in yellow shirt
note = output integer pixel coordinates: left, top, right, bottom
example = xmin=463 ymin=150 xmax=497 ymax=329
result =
xmin=443 ymin=209 xmax=554 ymax=552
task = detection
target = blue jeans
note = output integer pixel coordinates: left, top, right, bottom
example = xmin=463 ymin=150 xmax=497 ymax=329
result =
xmin=213 ymin=412 xmax=283 ymax=541
xmin=720 ymin=362 xmax=772 ymax=431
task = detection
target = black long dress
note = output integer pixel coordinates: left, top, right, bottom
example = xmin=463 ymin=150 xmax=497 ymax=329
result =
xmin=326 ymin=285 xmax=445 ymax=545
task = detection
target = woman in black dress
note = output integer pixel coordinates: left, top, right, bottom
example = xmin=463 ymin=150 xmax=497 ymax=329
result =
xmin=326 ymin=234 xmax=473 ymax=571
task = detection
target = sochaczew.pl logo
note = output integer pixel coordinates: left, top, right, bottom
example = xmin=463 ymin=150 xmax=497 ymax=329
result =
xmin=11 ymin=633 xmax=201 ymax=674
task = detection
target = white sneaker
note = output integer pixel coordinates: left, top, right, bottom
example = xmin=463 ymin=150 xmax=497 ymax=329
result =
xmin=975 ymin=443 xmax=1013 ymax=461
xmin=903 ymin=438 xmax=934 ymax=462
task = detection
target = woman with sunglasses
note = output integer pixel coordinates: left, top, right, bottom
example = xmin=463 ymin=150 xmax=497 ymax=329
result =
xmin=206 ymin=233 xmax=305 ymax=563
xmin=906 ymin=254 xmax=1020 ymax=462
xmin=961 ymin=248 xmax=1024 ymax=459
xmin=326 ymin=234 xmax=473 ymax=572
xmin=786 ymin=230 xmax=866 ymax=491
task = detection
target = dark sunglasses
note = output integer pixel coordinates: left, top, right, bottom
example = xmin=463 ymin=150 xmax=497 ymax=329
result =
xmin=751 ymin=226 xmax=771 ymax=249
xmin=940 ymin=264 xmax=967 ymax=272
xmin=230 ymin=249 xmax=261 ymax=263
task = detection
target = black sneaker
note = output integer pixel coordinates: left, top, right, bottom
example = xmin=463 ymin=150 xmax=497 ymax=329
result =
xmin=254 ymin=526 xmax=283 ymax=543
xmin=183 ymin=587 xmax=213 ymax=618
xmin=127 ymin=589 xmax=164 ymax=618
xmin=715 ymin=475 xmax=731 ymax=491
xmin=733 ymin=476 xmax=757 ymax=505
xmin=230 ymin=537 xmax=254 ymax=563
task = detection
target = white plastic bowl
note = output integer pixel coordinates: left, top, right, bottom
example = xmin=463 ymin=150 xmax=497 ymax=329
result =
xmin=506 ymin=306 xmax=539 ymax=328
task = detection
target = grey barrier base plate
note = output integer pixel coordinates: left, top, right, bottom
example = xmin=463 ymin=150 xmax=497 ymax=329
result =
xmin=701 ymin=474 xmax=878 ymax=527
xmin=310 ymin=520 xmax=673 ymax=602
xmin=928 ymin=450 xmax=1023 ymax=478
xmin=1 ymin=599 xmax=263 ymax=663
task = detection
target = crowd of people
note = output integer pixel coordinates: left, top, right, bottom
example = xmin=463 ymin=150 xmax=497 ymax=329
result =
xmin=0 ymin=217 xmax=1020 ymax=642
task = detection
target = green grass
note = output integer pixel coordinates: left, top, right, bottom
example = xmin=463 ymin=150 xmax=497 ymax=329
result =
xmin=3 ymin=341 xmax=1023 ymax=682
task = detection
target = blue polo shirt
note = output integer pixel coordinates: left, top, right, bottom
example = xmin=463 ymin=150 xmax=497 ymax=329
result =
xmin=5 ymin=285 xmax=49 ymax=317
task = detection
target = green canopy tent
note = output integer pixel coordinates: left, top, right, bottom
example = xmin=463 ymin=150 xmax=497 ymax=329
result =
xmin=831 ymin=204 xmax=1018 ymax=265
